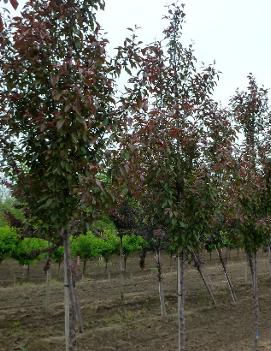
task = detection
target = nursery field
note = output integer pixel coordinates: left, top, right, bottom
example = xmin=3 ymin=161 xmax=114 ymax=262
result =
xmin=0 ymin=251 xmax=271 ymax=351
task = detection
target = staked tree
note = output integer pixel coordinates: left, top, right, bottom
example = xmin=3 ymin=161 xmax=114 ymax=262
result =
xmin=0 ymin=0 xmax=119 ymax=349
xmin=114 ymin=4 xmax=233 ymax=349
xmin=230 ymin=75 xmax=270 ymax=351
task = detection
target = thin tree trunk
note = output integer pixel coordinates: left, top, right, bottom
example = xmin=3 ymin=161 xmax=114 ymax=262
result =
xmin=63 ymin=230 xmax=77 ymax=351
xmin=247 ymin=251 xmax=260 ymax=351
xmin=104 ymin=257 xmax=109 ymax=272
xmin=169 ymin=253 xmax=173 ymax=272
xmin=192 ymin=250 xmax=216 ymax=306
xmin=216 ymin=248 xmax=237 ymax=303
xmin=245 ymin=260 xmax=248 ymax=283
xmin=139 ymin=248 xmax=147 ymax=271
xmin=83 ymin=260 xmax=87 ymax=276
xmin=177 ymin=250 xmax=186 ymax=351
xmin=154 ymin=249 xmax=166 ymax=317
xmin=268 ymin=246 xmax=271 ymax=278
xmin=58 ymin=261 xmax=61 ymax=278
xmin=124 ymin=255 xmax=127 ymax=272
xmin=64 ymin=235 xmax=70 ymax=351
xmin=72 ymin=282 xmax=84 ymax=334
xmin=45 ymin=269 xmax=51 ymax=313
xmin=119 ymin=235 xmax=124 ymax=301
xmin=27 ymin=264 xmax=30 ymax=281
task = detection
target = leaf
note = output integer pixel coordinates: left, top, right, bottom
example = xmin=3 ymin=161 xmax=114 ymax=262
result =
xmin=10 ymin=0 xmax=19 ymax=10
xmin=0 ymin=16 xmax=3 ymax=33
xmin=124 ymin=66 xmax=132 ymax=75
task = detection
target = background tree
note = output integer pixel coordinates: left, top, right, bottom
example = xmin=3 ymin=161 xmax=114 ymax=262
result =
xmin=122 ymin=234 xmax=145 ymax=271
xmin=12 ymin=237 xmax=48 ymax=279
xmin=71 ymin=232 xmax=102 ymax=276
xmin=0 ymin=225 xmax=18 ymax=263
xmin=51 ymin=245 xmax=64 ymax=277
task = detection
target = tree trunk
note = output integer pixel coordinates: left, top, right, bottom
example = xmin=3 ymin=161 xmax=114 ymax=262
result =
xmin=139 ymin=248 xmax=147 ymax=271
xmin=124 ymin=254 xmax=128 ymax=272
xmin=104 ymin=257 xmax=109 ymax=272
xmin=27 ymin=264 xmax=30 ymax=281
xmin=73 ymin=281 xmax=84 ymax=334
xmin=268 ymin=246 xmax=271 ymax=278
xmin=247 ymin=251 xmax=260 ymax=351
xmin=169 ymin=252 xmax=173 ymax=272
xmin=154 ymin=249 xmax=166 ymax=317
xmin=216 ymin=248 xmax=237 ymax=303
xmin=119 ymin=235 xmax=125 ymax=301
xmin=45 ymin=269 xmax=51 ymax=313
xmin=192 ymin=250 xmax=216 ymax=306
xmin=63 ymin=230 xmax=77 ymax=351
xmin=177 ymin=250 xmax=186 ymax=351
xmin=58 ymin=261 xmax=61 ymax=278
xmin=83 ymin=260 xmax=87 ymax=276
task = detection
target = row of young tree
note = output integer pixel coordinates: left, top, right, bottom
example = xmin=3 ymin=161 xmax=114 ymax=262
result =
xmin=1 ymin=0 xmax=271 ymax=350
xmin=0 ymin=212 xmax=146 ymax=277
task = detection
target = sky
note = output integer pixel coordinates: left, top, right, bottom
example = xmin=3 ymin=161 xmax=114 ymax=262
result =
xmin=6 ymin=0 xmax=271 ymax=105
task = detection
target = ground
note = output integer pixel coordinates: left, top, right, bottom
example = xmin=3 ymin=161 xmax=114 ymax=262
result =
xmin=0 ymin=250 xmax=271 ymax=351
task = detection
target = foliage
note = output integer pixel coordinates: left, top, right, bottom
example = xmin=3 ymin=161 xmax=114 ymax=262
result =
xmin=114 ymin=3 xmax=232 ymax=257
xmin=12 ymin=237 xmax=48 ymax=266
xmin=51 ymin=245 xmax=64 ymax=265
xmin=0 ymin=225 xmax=18 ymax=262
xmin=122 ymin=234 xmax=146 ymax=257
xmin=229 ymin=75 xmax=270 ymax=253
xmin=71 ymin=233 xmax=103 ymax=261
xmin=0 ymin=0 xmax=117 ymax=237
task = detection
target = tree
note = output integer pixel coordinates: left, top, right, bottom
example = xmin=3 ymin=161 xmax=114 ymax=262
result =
xmin=0 ymin=225 xmax=18 ymax=262
xmin=115 ymin=4 xmax=228 ymax=349
xmin=12 ymin=237 xmax=48 ymax=279
xmin=0 ymin=1 xmax=118 ymax=349
xmin=71 ymin=232 xmax=102 ymax=276
xmin=113 ymin=4 xmax=246 ymax=350
xmin=230 ymin=75 xmax=270 ymax=351
xmin=122 ymin=234 xmax=145 ymax=271
xmin=51 ymin=245 xmax=64 ymax=277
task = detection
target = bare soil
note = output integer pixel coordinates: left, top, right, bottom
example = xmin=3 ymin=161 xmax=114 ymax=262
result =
xmin=0 ymin=250 xmax=271 ymax=351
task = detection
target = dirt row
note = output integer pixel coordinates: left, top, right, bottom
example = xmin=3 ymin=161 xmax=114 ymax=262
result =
xmin=0 ymin=251 xmax=271 ymax=350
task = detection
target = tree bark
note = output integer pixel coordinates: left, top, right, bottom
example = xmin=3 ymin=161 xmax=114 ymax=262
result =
xmin=104 ymin=257 xmax=109 ymax=272
xmin=119 ymin=235 xmax=125 ymax=301
xmin=247 ymin=251 xmax=260 ymax=351
xmin=216 ymin=248 xmax=237 ymax=303
xmin=154 ymin=249 xmax=166 ymax=317
xmin=177 ymin=250 xmax=186 ymax=351
xmin=26 ymin=264 xmax=30 ymax=281
xmin=268 ymin=246 xmax=271 ymax=278
xmin=139 ymin=248 xmax=147 ymax=271
xmin=58 ymin=261 xmax=61 ymax=278
xmin=124 ymin=254 xmax=128 ymax=272
xmin=45 ymin=269 xmax=51 ymax=313
xmin=192 ymin=250 xmax=216 ymax=306
xmin=83 ymin=260 xmax=87 ymax=276
xmin=63 ymin=230 xmax=77 ymax=351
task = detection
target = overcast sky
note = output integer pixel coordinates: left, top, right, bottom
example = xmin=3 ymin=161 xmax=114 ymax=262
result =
xmin=8 ymin=0 xmax=271 ymax=105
